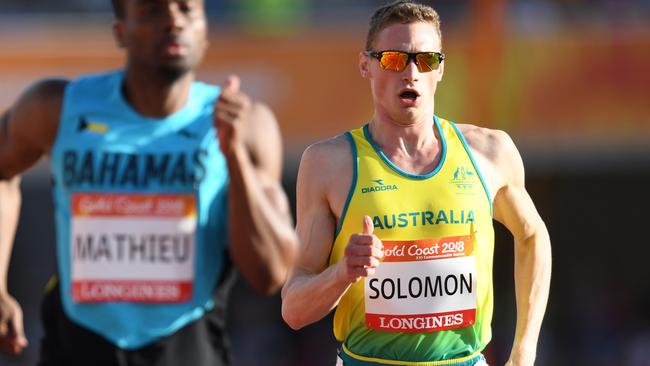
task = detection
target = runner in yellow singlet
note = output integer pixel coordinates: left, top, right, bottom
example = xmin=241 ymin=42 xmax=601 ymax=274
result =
xmin=282 ymin=1 xmax=552 ymax=365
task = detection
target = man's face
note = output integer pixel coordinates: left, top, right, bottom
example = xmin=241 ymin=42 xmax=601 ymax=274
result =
xmin=360 ymin=21 xmax=444 ymax=125
xmin=115 ymin=0 xmax=208 ymax=79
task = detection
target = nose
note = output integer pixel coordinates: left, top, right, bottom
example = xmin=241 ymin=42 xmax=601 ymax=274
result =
xmin=402 ymin=57 xmax=420 ymax=82
xmin=162 ymin=2 xmax=185 ymax=32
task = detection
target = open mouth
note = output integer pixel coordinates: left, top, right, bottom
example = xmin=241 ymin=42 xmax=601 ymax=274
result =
xmin=165 ymin=44 xmax=182 ymax=56
xmin=399 ymin=89 xmax=420 ymax=104
xmin=161 ymin=38 xmax=187 ymax=57
xmin=400 ymin=91 xmax=418 ymax=100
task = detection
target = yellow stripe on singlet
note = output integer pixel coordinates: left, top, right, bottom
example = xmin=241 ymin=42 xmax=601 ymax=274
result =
xmin=343 ymin=344 xmax=483 ymax=365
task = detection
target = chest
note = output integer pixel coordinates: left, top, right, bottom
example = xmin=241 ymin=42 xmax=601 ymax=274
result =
xmin=52 ymin=112 xmax=221 ymax=193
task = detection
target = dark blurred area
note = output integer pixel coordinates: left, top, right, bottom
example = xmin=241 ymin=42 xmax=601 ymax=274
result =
xmin=1 ymin=1 xmax=650 ymax=366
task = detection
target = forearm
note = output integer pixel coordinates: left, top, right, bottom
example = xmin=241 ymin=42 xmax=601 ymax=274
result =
xmin=0 ymin=177 xmax=21 ymax=295
xmin=509 ymin=227 xmax=552 ymax=365
xmin=282 ymin=265 xmax=351 ymax=330
xmin=225 ymin=145 xmax=295 ymax=294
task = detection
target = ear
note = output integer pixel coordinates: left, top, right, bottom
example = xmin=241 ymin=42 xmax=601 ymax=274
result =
xmin=359 ymin=52 xmax=370 ymax=79
xmin=112 ymin=20 xmax=126 ymax=49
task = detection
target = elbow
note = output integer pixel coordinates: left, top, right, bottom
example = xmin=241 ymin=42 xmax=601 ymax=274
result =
xmin=249 ymin=259 xmax=290 ymax=296
xmin=256 ymin=234 xmax=297 ymax=296
xmin=250 ymin=284 xmax=275 ymax=297
xmin=280 ymin=277 xmax=308 ymax=330
xmin=248 ymin=271 xmax=284 ymax=296
xmin=283 ymin=312 xmax=305 ymax=331
xmin=0 ymin=176 xmax=21 ymax=201
xmin=0 ymin=157 xmax=23 ymax=181
xmin=281 ymin=299 xmax=306 ymax=330
xmin=233 ymin=233 xmax=296 ymax=296
xmin=0 ymin=174 xmax=20 ymax=185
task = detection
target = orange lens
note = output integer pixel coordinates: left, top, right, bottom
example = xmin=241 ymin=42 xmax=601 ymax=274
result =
xmin=380 ymin=51 xmax=408 ymax=72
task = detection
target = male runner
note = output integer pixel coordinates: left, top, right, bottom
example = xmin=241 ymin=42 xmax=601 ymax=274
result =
xmin=282 ymin=1 xmax=551 ymax=365
xmin=0 ymin=0 xmax=295 ymax=364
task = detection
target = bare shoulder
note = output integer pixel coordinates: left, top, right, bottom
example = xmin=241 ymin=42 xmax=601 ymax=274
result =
xmin=297 ymin=133 xmax=353 ymax=233
xmin=302 ymin=134 xmax=351 ymax=160
xmin=13 ymin=78 xmax=68 ymax=140
xmin=0 ymin=79 xmax=68 ymax=177
xmin=16 ymin=78 xmax=68 ymax=112
xmin=456 ymin=124 xmax=518 ymax=161
xmin=457 ymin=124 xmax=522 ymax=169
xmin=246 ymin=101 xmax=280 ymax=142
xmin=300 ymin=134 xmax=352 ymax=179
xmin=248 ymin=102 xmax=277 ymax=127
xmin=298 ymin=133 xmax=353 ymax=203
xmin=456 ymin=123 xmax=525 ymax=187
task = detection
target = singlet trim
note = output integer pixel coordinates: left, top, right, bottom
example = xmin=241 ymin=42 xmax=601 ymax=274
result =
xmin=334 ymin=132 xmax=359 ymax=240
xmin=362 ymin=116 xmax=447 ymax=180
xmin=113 ymin=71 xmax=191 ymax=124
xmin=341 ymin=344 xmax=484 ymax=366
xmin=449 ymin=121 xmax=493 ymax=216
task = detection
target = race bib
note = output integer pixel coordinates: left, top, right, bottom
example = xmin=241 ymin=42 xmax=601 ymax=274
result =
xmin=70 ymin=193 xmax=196 ymax=303
xmin=364 ymin=235 xmax=477 ymax=332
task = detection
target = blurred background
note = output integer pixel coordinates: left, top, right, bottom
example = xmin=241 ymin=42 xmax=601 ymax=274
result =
xmin=1 ymin=0 xmax=650 ymax=365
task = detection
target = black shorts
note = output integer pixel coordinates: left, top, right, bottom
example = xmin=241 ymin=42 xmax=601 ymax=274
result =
xmin=38 ymin=271 xmax=235 ymax=366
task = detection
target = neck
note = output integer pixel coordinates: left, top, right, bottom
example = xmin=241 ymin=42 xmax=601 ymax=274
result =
xmin=368 ymin=111 xmax=438 ymax=156
xmin=122 ymin=67 xmax=194 ymax=118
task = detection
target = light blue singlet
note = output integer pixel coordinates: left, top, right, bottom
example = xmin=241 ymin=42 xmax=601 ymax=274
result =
xmin=49 ymin=70 xmax=229 ymax=349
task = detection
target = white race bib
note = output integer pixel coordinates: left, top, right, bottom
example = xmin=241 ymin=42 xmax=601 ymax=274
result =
xmin=70 ymin=193 xmax=196 ymax=303
xmin=365 ymin=235 xmax=477 ymax=332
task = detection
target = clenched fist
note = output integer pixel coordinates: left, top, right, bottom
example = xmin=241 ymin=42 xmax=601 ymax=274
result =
xmin=0 ymin=293 xmax=27 ymax=355
xmin=336 ymin=216 xmax=384 ymax=284
xmin=214 ymin=74 xmax=252 ymax=157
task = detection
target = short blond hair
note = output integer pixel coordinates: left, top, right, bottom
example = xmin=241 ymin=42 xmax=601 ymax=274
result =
xmin=366 ymin=0 xmax=442 ymax=50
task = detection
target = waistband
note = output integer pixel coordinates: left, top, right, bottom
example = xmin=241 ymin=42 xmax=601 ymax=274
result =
xmin=339 ymin=344 xmax=485 ymax=366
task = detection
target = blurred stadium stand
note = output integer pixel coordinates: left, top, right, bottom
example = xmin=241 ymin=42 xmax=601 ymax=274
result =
xmin=1 ymin=1 xmax=649 ymax=365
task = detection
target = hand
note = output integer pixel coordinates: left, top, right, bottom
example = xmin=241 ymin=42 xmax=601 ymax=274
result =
xmin=336 ymin=216 xmax=384 ymax=284
xmin=0 ymin=293 xmax=27 ymax=355
xmin=214 ymin=74 xmax=253 ymax=157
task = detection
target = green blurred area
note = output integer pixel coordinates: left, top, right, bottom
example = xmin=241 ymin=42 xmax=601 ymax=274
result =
xmin=236 ymin=0 xmax=308 ymax=35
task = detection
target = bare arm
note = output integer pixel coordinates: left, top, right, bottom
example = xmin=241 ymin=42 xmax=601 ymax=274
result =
xmin=0 ymin=80 xmax=64 ymax=178
xmin=0 ymin=177 xmax=20 ymax=298
xmin=281 ymin=144 xmax=349 ymax=329
xmin=491 ymin=132 xmax=552 ymax=366
xmin=281 ymin=141 xmax=383 ymax=330
xmin=0 ymin=176 xmax=25 ymax=354
xmin=0 ymin=80 xmax=65 ymax=355
xmin=215 ymin=76 xmax=296 ymax=295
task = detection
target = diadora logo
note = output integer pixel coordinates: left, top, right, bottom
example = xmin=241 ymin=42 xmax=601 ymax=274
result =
xmin=361 ymin=178 xmax=399 ymax=194
xmin=450 ymin=166 xmax=475 ymax=191
xmin=77 ymin=116 xmax=109 ymax=134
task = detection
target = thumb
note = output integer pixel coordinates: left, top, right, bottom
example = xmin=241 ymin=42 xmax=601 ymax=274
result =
xmin=10 ymin=309 xmax=27 ymax=347
xmin=222 ymin=74 xmax=240 ymax=93
xmin=362 ymin=215 xmax=374 ymax=235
